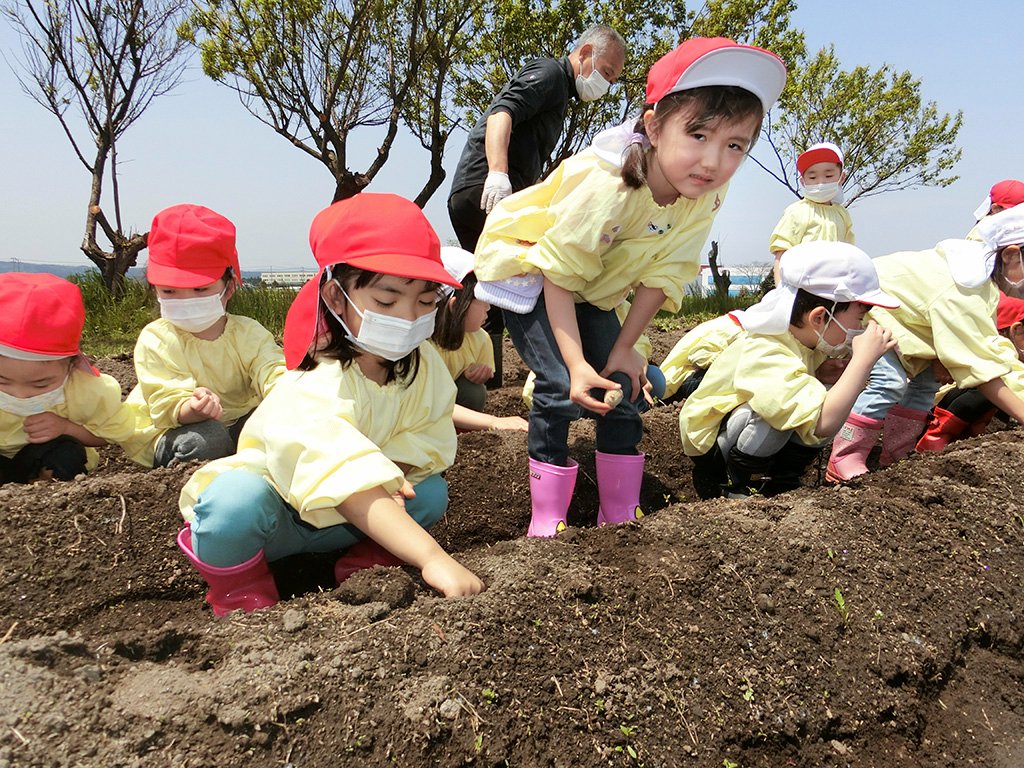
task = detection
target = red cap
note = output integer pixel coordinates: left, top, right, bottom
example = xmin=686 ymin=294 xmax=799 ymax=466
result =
xmin=146 ymin=204 xmax=241 ymax=288
xmin=997 ymin=292 xmax=1024 ymax=330
xmin=797 ymin=142 xmax=844 ymax=175
xmin=0 ymin=273 xmax=85 ymax=358
xmin=283 ymin=193 xmax=459 ymax=369
xmin=990 ymin=180 xmax=1024 ymax=210
xmin=644 ymin=37 xmax=786 ymax=112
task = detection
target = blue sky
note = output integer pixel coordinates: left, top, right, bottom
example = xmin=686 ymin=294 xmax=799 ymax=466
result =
xmin=1 ymin=1 xmax=1022 ymax=273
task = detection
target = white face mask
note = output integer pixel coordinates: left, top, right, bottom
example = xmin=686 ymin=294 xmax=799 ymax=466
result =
xmin=998 ymin=251 xmax=1024 ymax=298
xmin=814 ymin=307 xmax=864 ymax=360
xmin=0 ymin=380 xmax=67 ymax=417
xmin=158 ymin=291 xmax=227 ymax=333
xmin=576 ymin=61 xmax=611 ymax=102
xmin=802 ymin=182 xmax=841 ymax=204
xmin=328 ymin=282 xmax=436 ymax=362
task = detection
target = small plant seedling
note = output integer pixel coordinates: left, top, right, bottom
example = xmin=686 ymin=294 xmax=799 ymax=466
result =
xmin=833 ymin=588 xmax=849 ymax=626
xmin=723 ymin=759 xmax=739 ymax=768
xmin=482 ymin=688 xmax=498 ymax=704
xmin=474 ymin=734 xmax=483 ymax=753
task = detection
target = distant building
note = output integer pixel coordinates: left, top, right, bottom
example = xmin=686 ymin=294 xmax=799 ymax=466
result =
xmin=259 ymin=270 xmax=316 ymax=287
xmin=689 ymin=264 xmax=768 ymax=297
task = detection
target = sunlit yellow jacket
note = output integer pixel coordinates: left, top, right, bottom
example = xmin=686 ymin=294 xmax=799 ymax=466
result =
xmin=660 ymin=313 xmax=744 ymax=399
xmin=769 ymin=198 xmax=855 ymax=255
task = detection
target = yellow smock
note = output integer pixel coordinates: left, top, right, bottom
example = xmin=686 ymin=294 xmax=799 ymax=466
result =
xmin=475 ymin=148 xmax=724 ymax=313
xmin=0 ymin=368 xmax=136 ymax=470
xmin=660 ymin=313 xmax=745 ymax=399
xmin=179 ymin=344 xmax=458 ymax=529
xmin=123 ymin=315 xmax=285 ymax=467
xmin=768 ymin=198 xmax=855 ymax=255
xmin=867 ymin=244 xmax=1024 ymax=392
xmin=680 ymin=331 xmax=828 ymax=456
xmin=430 ymin=329 xmax=495 ymax=380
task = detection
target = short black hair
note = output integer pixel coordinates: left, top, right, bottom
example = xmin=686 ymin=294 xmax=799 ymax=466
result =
xmin=789 ymin=289 xmax=851 ymax=327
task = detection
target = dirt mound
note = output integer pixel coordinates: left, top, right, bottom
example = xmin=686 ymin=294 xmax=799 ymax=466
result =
xmin=1 ymin=334 xmax=1022 ymax=768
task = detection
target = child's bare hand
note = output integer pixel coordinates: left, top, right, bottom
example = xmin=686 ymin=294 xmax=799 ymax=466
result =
xmin=390 ymin=480 xmax=416 ymax=510
xmin=568 ymin=362 xmax=619 ymax=415
xmin=931 ymin=359 xmax=954 ymax=385
xmin=601 ymin=347 xmax=647 ymax=402
xmin=420 ymin=555 xmax=486 ymax=597
xmin=490 ymin=415 xmax=529 ymax=432
xmin=22 ymin=412 xmax=70 ymax=443
xmin=463 ymin=364 xmax=493 ymax=385
xmin=189 ymin=387 xmax=223 ymax=420
xmin=850 ymin=321 xmax=896 ymax=363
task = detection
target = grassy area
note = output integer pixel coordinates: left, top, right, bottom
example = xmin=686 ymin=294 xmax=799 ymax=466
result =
xmin=74 ymin=269 xmax=760 ymax=358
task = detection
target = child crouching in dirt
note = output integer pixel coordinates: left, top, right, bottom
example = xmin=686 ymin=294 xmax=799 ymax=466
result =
xmin=827 ymin=206 xmax=1024 ymax=482
xmin=122 ymin=204 xmax=286 ymax=469
xmin=473 ymin=37 xmax=789 ymax=536
xmin=176 ymin=194 xmax=485 ymax=616
xmin=915 ymin=293 xmax=1024 ymax=452
xmin=680 ymin=242 xmax=898 ymax=499
xmin=431 ymin=247 xmax=528 ymax=433
xmin=0 ymin=273 xmax=136 ymax=484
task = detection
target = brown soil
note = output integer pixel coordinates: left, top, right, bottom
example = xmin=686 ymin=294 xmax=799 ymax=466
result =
xmin=2 ymin=330 xmax=1023 ymax=768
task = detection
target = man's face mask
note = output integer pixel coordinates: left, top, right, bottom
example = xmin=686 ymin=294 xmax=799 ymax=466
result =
xmin=576 ymin=57 xmax=611 ymax=102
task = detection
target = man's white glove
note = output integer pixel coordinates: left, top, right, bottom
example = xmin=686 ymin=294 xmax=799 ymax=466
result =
xmin=480 ymin=171 xmax=513 ymax=213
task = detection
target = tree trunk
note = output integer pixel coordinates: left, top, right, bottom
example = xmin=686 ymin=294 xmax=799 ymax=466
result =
xmin=708 ymin=241 xmax=732 ymax=310
xmin=332 ymin=171 xmax=370 ymax=203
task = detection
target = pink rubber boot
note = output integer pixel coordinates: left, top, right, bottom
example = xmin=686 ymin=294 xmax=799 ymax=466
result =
xmin=825 ymin=412 xmax=883 ymax=483
xmin=595 ymin=451 xmax=645 ymax=526
xmin=527 ymin=458 xmax=578 ymax=538
xmin=176 ymin=527 xmax=279 ymax=617
xmin=334 ymin=539 xmax=403 ymax=584
xmin=879 ymin=405 xmax=930 ymax=467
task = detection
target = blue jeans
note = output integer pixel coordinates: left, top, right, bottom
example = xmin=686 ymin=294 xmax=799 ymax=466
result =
xmin=503 ymin=296 xmax=643 ymax=464
xmin=189 ymin=470 xmax=449 ymax=567
xmin=852 ymin=350 xmax=940 ymax=419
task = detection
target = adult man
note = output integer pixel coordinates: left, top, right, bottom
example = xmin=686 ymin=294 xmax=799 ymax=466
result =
xmin=447 ymin=24 xmax=626 ymax=387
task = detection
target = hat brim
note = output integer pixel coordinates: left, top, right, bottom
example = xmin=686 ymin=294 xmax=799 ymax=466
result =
xmin=344 ymin=253 xmax=462 ymax=288
xmin=798 ymin=148 xmax=843 ymax=174
xmin=146 ymin=260 xmax=237 ymax=289
xmin=853 ymin=288 xmax=899 ymax=310
xmin=674 ymin=46 xmax=787 ymax=113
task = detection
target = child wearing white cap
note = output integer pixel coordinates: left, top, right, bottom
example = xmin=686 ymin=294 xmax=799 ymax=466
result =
xmin=473 ymin=37 xmax=789 ymax=536
xmin=680 ymin=242 xmax=897 ymax=499
xmin=966 ymin=179 xmax=1024 ymax=241
xmin=430 ymin=247 xmax=527 ymax=432
xmin=827 ymin=206 xmax=1024 ymax=481
xmin=769 ymin=142 xmax=855 ymax=285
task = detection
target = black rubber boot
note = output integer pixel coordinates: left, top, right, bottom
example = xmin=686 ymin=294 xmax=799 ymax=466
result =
xmin=690 ymin=444 xmax=728 ymax=500
xmin=763 ymin=442 xmax=822 ymax=496
xmin=725 ymin=447 xmax=773 ymax=498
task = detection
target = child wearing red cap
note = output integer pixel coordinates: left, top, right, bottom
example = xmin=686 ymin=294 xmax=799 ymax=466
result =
xmin=827 ymin=207 xmax=1024 ymax=481
xmin=175 ymin=194 xmax=484 ymax=616
xmin=122 ymin=204 xmax=285 ymax=468
xmin=473 ymin=37 xmax=788 ymax=536
xmin=430 ymin=247 xmax=527 ymax=432
xmin=915 ymin=292 xmax=1024 ymax=452
xmin=768 ymin=141 xmax=854 ymax=285
xmin=0 ymin=273 xmax=136 ymax=484
xmin=967 ymin=179 xmax=1024 ymax=240
xmin=681 ymin=242 xmax=897 ymax=498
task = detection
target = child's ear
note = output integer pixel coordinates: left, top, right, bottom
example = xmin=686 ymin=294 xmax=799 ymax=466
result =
xmin=1010 ymin=321 xmax=1024 ymax=346
xmin=807 ymin=306 xmax=828 ymax=330
xmin=840 ymin=171 xmax=847 ymax=184
xmin=320 ymin=279 xmax=344 ymax=313
xmin=223 ymin=281 xmax=238 ymax=302
xmin=642 ymin=109 xmax=658 ymax=147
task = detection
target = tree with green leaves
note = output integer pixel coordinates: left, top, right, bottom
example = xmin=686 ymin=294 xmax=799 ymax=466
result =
xmin=181 ymin=0 xmax=484 ymax=204
xmin=757 ymin=44 xmax=963 ymax=205
xmin=4 ymin=0 xmax=190 ymax=294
